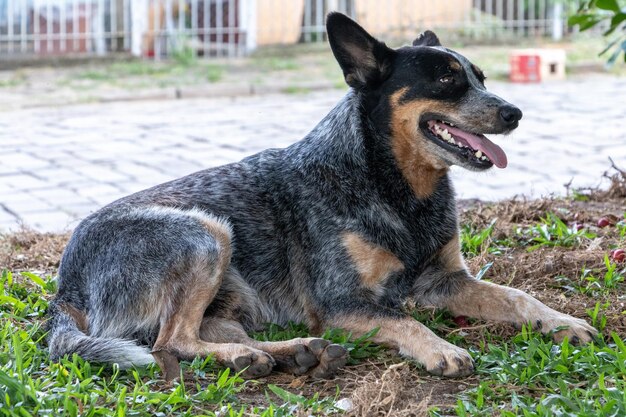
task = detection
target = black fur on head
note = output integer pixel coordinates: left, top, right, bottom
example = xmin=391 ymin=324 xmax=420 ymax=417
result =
xmin=412 ymin=31 xmax=442 ymax=47
xmin=326 ymin=12 xmax=394 ymax=90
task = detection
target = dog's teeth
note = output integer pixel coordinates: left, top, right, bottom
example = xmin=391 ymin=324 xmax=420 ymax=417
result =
xmin=441 ymin=130 xmax=453 ymax=141
xmin=449 ymin=123 xmax=455 ymax=127
xmin=481 ymin=155 xmax=487 ymax=160
xmin=475 ymin=151 xmax=482 ymax=158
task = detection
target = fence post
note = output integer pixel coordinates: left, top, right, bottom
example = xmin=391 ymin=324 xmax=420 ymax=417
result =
xmin=131 ymin=0 xmax=148 ymax=56
xmin=241 ymin=0 xmax=257 ymax=54
xmin=552 ymin=0 xmax=563 ymax=41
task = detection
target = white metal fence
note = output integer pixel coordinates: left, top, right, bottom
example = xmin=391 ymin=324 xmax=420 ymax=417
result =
xmin=0 ymin=0 xmax=586 ymax=60
xmin=0 ymin=0 xmax=131 ymax=56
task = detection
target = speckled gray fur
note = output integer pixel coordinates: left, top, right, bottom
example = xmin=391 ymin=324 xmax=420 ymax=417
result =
xmin=46 ymin=16 xmax=506 ymax=369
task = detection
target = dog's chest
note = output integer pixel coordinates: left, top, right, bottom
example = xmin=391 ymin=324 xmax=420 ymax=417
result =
xmin=353 ymin=182 xmax=458 ymax=298
xmin=384 ymin=179 xmax=457 ymax=266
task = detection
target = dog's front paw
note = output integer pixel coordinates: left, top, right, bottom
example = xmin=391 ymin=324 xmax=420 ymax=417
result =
xmin=537 ymin=314 xmax=598 ymax=345
xmin=421 ymin=341 xmax=474 ymax=378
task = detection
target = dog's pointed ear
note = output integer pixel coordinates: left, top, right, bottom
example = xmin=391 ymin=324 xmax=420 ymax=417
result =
xmin=326 ymin=12 xmax=393 ymax=89
xmin=412 ymin=30 xmax=441 ymax=47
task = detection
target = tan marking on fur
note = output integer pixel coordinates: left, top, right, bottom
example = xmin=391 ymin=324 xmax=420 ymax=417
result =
xmin=389 ymin=88 xmax=452 ymax=197
xmin=438 ymin=234 xmax=466 ymax=272
xmin=252 ymin=338 xmax=319 ymax=355
xmin=198 ymin=218 xmax=232 ymax=271
xmin=152 ymin=284 xmax=218 ymax=358
xmin=445 ymin=279 xmax=547 ymax=322
xmin=449 ymin=60 xmax=462 ymax=71
xmin=444 ymin=279 xmax=597 ymax=342
xmin=152 ymin=267 xmax=272 ymax=380
xmin=59 ymin=303 xmax=89 ymax=333
xmin=200 ymin=317 xmax=313 ymax=355
xmin=342 ymin=41 xmax=387 ymax=85
xmin=331 ymin=315 xmax=436 ymax=358
xmin=342 ymin=232 xmax=404 ymax=289
xmin=331 ymin=314 xmax=472 ymax=376
xmin=200 ymin=317 xmax=250 ymax=344
xmin=303 ymin=297 xmax=323 ymax=336
xmin=152 ymin=227 xmax=235 ymax=362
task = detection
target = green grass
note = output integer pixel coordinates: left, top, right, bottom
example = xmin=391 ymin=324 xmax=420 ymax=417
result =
xmin=461 ymin=219 xmax=514 ymax=258
xmin=556 ymin=255 xmax=626 ymax=297
xmin=2 ymin=199 xmax=626 ymax=415
xmin=72 ymin=59 xmax=225 ymax=89
xmin=461 ymin=219 xmax=496 ymax=257
xmin=0 ymin=77 xmax=25 ymax=88
xmin=2 ymin=265 xmax=625 ymax=416
xmin=281 ymin=85 xmax=311 ymax=94
xmin=252 ymin=57 xmax=300 ymax=72
xmin=617 ymin=214 xmax=626 ymax=239
xmin=0 ymin=269 xmax=383 ymax=416
xmin=517 ymin=212 xmax=597 ymax=251
xmin=438 ymin=329 xmax=626 ymax=417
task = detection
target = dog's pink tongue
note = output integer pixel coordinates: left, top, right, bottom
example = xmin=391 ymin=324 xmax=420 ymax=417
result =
xmin=445 ymin=125 xmax=508 ymax=169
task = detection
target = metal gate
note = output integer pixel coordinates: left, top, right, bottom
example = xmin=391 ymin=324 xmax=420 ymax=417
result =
xmin=0 ymin=0 xmax=586 ymax=60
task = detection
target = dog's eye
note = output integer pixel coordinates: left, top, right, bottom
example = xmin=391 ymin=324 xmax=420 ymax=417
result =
xmin=439 ymin=75 xmax=454 ymax=84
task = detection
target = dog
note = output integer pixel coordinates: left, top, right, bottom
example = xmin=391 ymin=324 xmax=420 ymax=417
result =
xmin=47 ymin=12 xmax=597 ymax=381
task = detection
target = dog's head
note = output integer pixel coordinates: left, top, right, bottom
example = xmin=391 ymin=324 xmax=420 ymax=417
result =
xmin=327 ymin=13 xmax=522 ymax=173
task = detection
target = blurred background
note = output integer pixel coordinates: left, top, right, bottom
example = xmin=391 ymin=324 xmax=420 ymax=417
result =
xmin=0 ymin=0 xmax=624 ymax=231
xmin=0 ymin=0 xmax=612 ymax=59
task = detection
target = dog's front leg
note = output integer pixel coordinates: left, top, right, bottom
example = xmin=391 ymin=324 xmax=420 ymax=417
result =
xmin=442 ymin=279 xmax=597 ymax=343
xmin=331 ymin=231 xmax=474 ymax=376
xmin=330 ymin=308 xmax=474 ymax=377
xmin=420 ymin=236 xmax=598 ymax=343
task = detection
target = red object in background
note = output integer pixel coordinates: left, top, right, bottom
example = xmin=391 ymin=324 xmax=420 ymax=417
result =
xmin=610 ymin=249 xmax=625 ymax=263
xmin=510 ymin=54 xmax=541 ymax=83
xmin=453 ymin=316 xmax=470 ymax=328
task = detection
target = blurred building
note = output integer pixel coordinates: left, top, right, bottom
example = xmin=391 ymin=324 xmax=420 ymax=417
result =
xmin=0 ymin=0 xmax=577 ymax=60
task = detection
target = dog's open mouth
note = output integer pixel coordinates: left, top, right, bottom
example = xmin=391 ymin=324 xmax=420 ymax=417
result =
xmin=422 ymin=120 xmax=508 ymax=169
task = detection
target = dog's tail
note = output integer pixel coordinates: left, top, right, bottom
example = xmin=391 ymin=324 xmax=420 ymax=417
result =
xmin=47 ymin=301 xmax=155 ymax=368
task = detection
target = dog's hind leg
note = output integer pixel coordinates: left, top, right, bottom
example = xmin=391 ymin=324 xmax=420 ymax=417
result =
xmin=199 ymin=317 xmax=347 ymax=378
xmin=53 ymin=206 xmax=275 ymax=380
xmin=148 ymin=213 xmax=275 ymax=380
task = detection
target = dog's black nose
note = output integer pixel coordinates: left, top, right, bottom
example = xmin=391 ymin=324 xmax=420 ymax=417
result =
xmin=499 ymin=105 xmax=523 ymax=126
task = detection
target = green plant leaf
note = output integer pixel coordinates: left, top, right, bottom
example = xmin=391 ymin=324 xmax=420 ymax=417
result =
xmin=20 ymin=271 xmax=46 ymax=289
xmin=607 ymin=39 xmax=626 ymax=65
xmin=267 ymin=384 xmax=305 ymax=404
xmin=475 ymin=262 xmax=493 ymax=281
xmin=604 ymin=12 xmax=626 ymax=35
xmin=596 ymin=0 xmax=621 ymax=12
xmin=0 ymin=295 xmax=26 ymax=310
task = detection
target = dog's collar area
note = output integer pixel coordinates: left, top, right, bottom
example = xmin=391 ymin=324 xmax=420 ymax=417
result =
xmin=423 ymin=120 xmax=507 ymax=169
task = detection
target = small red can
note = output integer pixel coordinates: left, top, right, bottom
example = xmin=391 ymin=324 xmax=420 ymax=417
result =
xmin=510 ymin=54 xmax=541 ymax=83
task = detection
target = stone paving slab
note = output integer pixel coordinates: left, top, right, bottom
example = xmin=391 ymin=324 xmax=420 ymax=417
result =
xmin=1 ymin=75 xmax=625 ymax=233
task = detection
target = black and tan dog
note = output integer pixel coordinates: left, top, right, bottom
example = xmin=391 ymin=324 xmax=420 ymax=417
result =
xmin=47 ymin=13 xmax=597 ymax=380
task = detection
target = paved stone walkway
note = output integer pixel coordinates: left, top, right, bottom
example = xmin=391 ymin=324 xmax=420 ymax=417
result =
xmin=1 ymin=75 xmax=624 ymax=232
